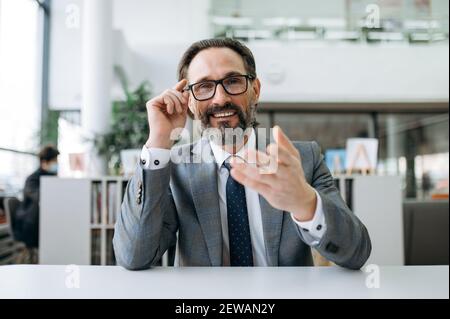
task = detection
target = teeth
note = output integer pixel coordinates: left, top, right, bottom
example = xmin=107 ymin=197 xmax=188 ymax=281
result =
xmin=213 ymin=111 xmax=235 ymax=118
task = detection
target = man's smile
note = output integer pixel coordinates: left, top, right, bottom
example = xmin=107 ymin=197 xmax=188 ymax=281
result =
xmin=210 ymin=110 xmax=237 ymax=119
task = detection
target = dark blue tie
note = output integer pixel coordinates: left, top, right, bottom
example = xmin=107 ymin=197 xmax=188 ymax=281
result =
xmin=223 ymin=161 xmax=253 ymax=266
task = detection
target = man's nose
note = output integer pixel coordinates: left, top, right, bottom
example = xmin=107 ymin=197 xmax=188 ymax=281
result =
xmin=211 ymin=83 xmax=232 ymax=105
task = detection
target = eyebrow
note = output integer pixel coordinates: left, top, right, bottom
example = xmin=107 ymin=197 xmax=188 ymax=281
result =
xmin=193 ymin=71 xmax=245 ymax=84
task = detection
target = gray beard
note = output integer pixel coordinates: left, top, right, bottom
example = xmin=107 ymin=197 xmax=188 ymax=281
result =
xmin=200 ymin=103 xmax=257 ymax=146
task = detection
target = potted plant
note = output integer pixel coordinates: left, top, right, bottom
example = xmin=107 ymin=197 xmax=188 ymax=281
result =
xmin=95 ymin=66 xmax=152 ymax=175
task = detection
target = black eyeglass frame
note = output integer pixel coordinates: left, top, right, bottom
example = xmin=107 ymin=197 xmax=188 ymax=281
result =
xmin=184 ymin=74 xmax=256 ymax=101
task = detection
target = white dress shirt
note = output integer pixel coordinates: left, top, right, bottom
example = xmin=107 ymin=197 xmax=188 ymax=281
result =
xmin=140 ymin=129 xmax=327 ymax=266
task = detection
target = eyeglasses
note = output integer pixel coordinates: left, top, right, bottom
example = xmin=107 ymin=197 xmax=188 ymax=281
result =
xmin=185 ymin=74 xmax=255 ymax=101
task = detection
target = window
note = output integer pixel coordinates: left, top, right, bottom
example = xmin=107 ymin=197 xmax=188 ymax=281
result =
xmin=273 ymin=112 xmax=372 ymax=149
xmin=0 ymin=0 xmax=43 ymax=194
xmin=378 ymin=113 xmax=449 ymax=198
xmin=263 ymin=109 xmax=449 ymax=200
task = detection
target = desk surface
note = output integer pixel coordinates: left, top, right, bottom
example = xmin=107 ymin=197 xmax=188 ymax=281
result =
xmin=0 ymin=265 xmax=448 ymax=299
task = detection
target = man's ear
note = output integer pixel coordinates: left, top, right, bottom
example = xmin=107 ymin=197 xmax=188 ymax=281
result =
xmin=182 ymin=90 xmax=195 ymax=118
xmin=252 ymin=77 xmax=261 ymax=103
xmin=188 ymin=98 xmax=196 ymax=119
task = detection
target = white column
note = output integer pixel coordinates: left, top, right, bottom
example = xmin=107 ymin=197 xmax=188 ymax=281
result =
xmin=81 ymin=0 xmax=112 ymax=175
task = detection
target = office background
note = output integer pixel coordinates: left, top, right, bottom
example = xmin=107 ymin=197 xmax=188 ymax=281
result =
xmin=0 ymin=0 xmax=448 ymax=267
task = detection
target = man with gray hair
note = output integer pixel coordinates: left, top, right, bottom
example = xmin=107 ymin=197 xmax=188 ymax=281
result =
xmin=113 ymin=38 xmax=371 ymax=269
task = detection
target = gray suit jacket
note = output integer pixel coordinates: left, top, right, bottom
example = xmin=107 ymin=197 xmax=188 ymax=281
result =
xmin=113 ymin=138 xmax=371 ymax=270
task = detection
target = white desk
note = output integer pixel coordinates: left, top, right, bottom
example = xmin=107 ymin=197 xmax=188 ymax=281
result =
xmin=0 ymin=265 xmax=448 ymax=299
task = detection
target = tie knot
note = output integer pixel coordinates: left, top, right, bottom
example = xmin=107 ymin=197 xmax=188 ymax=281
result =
xmin=222 ymin=161 xmax=232 ymax=172
xmin=223 ymin=156 xmax=242 ymax=171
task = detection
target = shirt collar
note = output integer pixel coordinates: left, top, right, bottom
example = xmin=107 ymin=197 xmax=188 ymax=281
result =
xmin=209 ymin=128 xmax=256 ymax=168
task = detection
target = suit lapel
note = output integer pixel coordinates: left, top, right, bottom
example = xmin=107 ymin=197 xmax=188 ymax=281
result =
xmin=189 ymin=139 xmax=223 ymax=266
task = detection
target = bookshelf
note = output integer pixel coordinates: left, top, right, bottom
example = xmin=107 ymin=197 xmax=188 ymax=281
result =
xmin=0 ymin=201 xmax=16 ymax=265
xmin=0 ymin=225 xmax=15 ymax=265
xmin=40 ymin=177 xmax=128 ymax=266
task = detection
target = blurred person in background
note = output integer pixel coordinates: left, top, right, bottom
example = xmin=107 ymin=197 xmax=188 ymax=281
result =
xmin=14 ymin=145 xmax=59 ymax=263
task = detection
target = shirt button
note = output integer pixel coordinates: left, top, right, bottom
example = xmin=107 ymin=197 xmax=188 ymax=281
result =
xmin=141 ymin=158 xmax=146 ymax=165
xmin=154 ymin=159 xmax=160 ymax=166
xmin=316 ymin=224 xmax=322 ymax=231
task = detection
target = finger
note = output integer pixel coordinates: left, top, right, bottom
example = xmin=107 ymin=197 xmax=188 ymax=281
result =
xmin=266 ymin=143 xmax=295 ymax=165
xmin=146 ymin=96 xmax=163 ymax=109
xmin=243 ymin=148 xmax=288 ymax=169
xmin=230 ymin=166 xmax=272 ymax=196
xmin=169 ymin=89 xmax=187 ymax=104
xmin=147 ymin=93 xmax=182 ymax=115
xmin=163 ymin=95 xmax=175 ymax=114
xmin=173 ymin=79 xmax=188 ymax=92
xmin=166 ymin=91 xmax=183 ymax=113
xmin=273 ymin=125 xmax=298 ymax=156
xmin=182 ymin=91 xmax=190 ymax=111
xmin=240 ymin=149 xmax=279 ymax=175
xmin=147 ymin=97 xmax=168 ymax=115
xmin=240 ymin=148 xmax=266 ymax=165
xmin=230 ymin=162 xmax=275 ymax=184
xmin=242 ymin=149 xmax=272 ymax=166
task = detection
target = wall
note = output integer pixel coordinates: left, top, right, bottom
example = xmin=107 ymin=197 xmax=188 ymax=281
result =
xmin=113 ymin=0 xmax=211 ymax=47
xmin=129 ymin=41 xmax=449 ymax=103
xmin=211 ymin=0 xmax=346 ymax=19
xmin=251 ymin=41 xmax=449 ymax=103
xmin=48 ymin=0 xmax=449 ymax=109
xmin=48 ymin=0 xmax=82 ymax=110
xmin=48 ymin=0 xmax=211 ymax=110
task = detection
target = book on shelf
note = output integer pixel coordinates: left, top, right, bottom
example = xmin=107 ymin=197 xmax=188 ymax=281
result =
xmin=88 ymin=179 xmax=128 ymax=265
xmin=0 ymin=207 xmax=6 ymax=225
xmin=0 ymin=249 xmax=14 ymax=264
xmin=107 ymin=182 xmax=118 ymax=225
xmin=91 ymin=183 xmax=102 ymax=225
xmin=0 ymin=231 xmax=13 ymax=257
xmin=91 ymin=229 xmax=101 ymax=265
xmin=106 ymin=229 xmax=116 ymax=265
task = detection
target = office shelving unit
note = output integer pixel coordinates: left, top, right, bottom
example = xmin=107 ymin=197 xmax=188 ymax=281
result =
xmin=39 ymin=177 xmax=128 ymax=265
xmin=333 ymin=175 xmax=404 ymax=265
xmin=40 ymin=175 xmax=403 ymax=266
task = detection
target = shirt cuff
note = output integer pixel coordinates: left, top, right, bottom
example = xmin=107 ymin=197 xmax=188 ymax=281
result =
xmin=290 ymin=189 xmax=327 ymax=241
xmin=140 ymin=145 xmax=171 ymax=170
